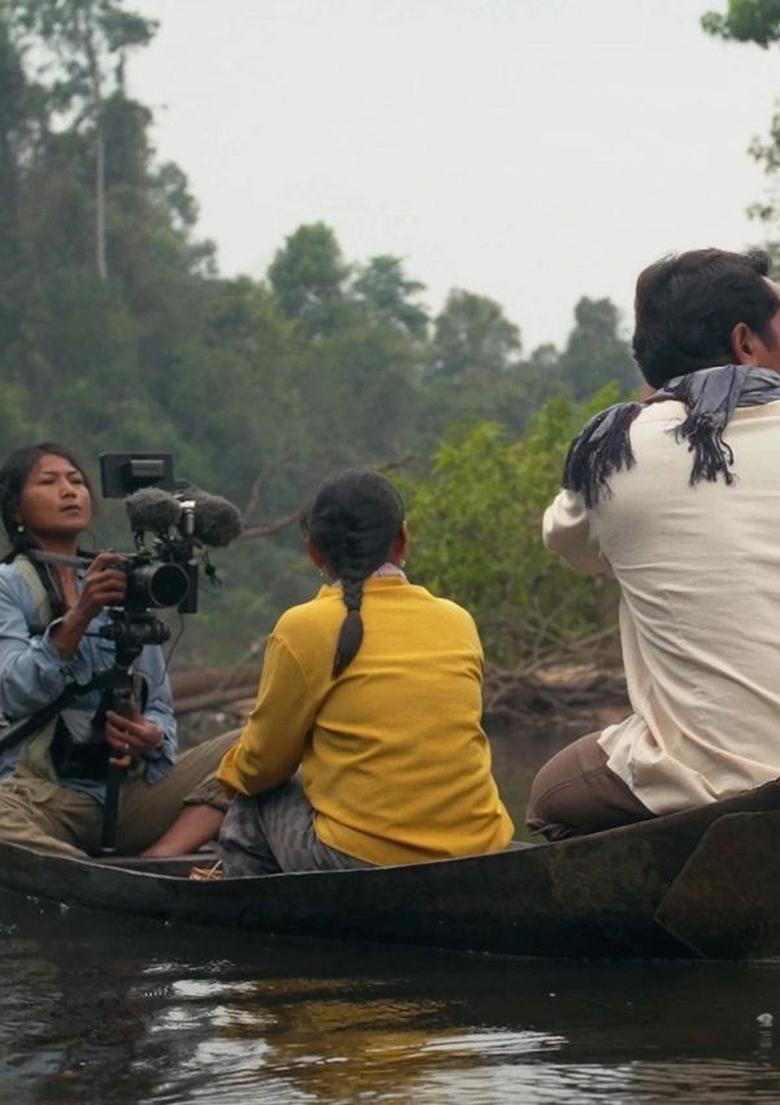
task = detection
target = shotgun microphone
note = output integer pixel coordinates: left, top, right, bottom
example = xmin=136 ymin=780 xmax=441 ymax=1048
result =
xmin=125 ymin=487 xmax=182 ymax=534
xmin=125 ymin=485 xmax=243 ymax=547
xmin=187 ymin=487 xmax=244 ymax=547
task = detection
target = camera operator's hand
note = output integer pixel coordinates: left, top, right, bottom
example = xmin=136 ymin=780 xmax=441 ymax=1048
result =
xmin=75 ymin=551 xmax=128 ymax=621
xmin=106 ymin=704 xmax=164 ymax=762
xmin=51 ymin=552 xmax=128 ymax=660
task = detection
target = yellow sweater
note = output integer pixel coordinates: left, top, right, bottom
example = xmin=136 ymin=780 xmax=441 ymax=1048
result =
xmin=217 ymin=578 xmax=514 ymax=866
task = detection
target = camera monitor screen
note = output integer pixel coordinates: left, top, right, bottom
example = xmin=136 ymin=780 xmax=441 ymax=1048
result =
xmin=99 ymin=452 xmax=175 ymax=498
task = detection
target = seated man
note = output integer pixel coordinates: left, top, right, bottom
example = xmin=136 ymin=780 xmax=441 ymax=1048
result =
xmin=527 ymin=247 xmax=780 ymax=840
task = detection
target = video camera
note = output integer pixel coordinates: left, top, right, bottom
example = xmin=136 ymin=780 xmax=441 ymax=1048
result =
xmin=0 ymin=452 xmax=243 ymax=854
xmin=97 ymin=451 xmax=243 ymax=651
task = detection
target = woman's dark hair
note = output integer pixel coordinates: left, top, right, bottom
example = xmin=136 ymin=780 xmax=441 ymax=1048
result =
xmin=633 ymin=248 xmax=780 ymax=388
xmin=0 ymin=443 xmax=93 ymax=618
xmin=302 ymin=468 xmax=405 ymax=678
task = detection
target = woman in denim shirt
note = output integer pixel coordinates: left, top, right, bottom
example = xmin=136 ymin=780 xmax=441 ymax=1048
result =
xmin=0 ymin=443 xmax=235 ymax=858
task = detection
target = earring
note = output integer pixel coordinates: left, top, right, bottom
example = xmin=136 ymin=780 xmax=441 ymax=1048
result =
xmin=16 ymin=524 xmax=24 ymax=534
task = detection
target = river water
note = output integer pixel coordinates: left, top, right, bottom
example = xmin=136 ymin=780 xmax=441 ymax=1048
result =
xmin=3 ymin=731 xmax=780 ymax=1105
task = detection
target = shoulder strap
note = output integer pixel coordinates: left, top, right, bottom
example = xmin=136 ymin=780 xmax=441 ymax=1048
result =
xmin=13 ymin=555 xmax=53 ymax=633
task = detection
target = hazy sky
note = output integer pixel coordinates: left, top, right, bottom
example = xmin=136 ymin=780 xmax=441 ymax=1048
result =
xmin=130 ymin=0 xmax=780 ymax=351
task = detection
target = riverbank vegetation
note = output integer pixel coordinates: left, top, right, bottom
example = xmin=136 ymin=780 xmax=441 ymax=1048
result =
xmin=5 ymin=1 xmax=766 ymax=701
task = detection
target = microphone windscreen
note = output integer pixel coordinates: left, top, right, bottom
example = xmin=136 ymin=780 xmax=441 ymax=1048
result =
xmin=126 ymin=487 xmax=182 ymax=534
xmin=188 ymin=488 xmax=243 ymax=547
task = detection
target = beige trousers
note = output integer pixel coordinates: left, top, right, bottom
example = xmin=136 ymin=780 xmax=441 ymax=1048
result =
xmin=526 ymin=730 xmax=655 ymax=842
xmin=0 ymin=730 xmax=238 ymax=858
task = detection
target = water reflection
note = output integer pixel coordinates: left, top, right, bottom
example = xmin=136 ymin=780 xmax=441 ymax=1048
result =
xmin=2 ymin=889 xmax=780 ymax=1105
xmin=0 ymin=728 xmax=775 ymax=1104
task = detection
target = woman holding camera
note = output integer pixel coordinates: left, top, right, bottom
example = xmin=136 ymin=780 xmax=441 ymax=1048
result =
xmin=217 ymin=468 xmax=514 ymax=875
xmin=0 ymin=442 xmax=233 ymax=858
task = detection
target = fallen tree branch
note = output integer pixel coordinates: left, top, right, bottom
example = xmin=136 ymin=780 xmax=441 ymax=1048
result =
xmin=238 ymin=453 xmax=417 ymax=544
xmin=239 ymin=509 xmax=304 ymax=541
xmin=244 ymin=452 xmax=296 ymax=524
xmin=482 ymin=626 xmax=627 ymax=727
xmin=170 ymin=626 xmax=627 ymax=730
xmin=174 ymin=686 xmax=259 ymax=717
xmin=170 ymin=662 xmax=260 ymax=715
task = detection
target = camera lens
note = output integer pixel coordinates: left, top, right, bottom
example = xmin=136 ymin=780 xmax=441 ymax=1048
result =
xmin=129 ymin=562 xmax=190 ymax=608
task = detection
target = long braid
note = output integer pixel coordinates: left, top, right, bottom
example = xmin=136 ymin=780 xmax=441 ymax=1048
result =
xmin=333 ymin=576 xmax=365 ymax=678
xmin=330 ymin=544 xmax=381 ymax=677
xmin=304 ymin=469 xmax=405 ymax=679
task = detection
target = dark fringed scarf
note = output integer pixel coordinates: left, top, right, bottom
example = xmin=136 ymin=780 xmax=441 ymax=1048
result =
xmin=563 ymin=365 xmax=780 ymax=508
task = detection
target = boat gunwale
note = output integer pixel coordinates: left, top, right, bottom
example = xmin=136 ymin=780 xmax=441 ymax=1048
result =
xmin=2 ymin=779 xmax=780 ymax=959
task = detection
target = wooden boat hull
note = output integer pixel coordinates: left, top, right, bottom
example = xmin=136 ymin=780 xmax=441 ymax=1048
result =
xmin=2 ymin=781 xmax=780 ymax=959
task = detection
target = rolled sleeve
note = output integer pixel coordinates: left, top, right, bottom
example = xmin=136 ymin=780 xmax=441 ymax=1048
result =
xmin=0 ymin=562 xmax=179 ymax=797
xmin=543 ymin=489 xmax=613 ymax=577
xmin=0 ymin=573 xmax=74 ymax=717
xmin=217 ymin=633 xmax=316 ymax=797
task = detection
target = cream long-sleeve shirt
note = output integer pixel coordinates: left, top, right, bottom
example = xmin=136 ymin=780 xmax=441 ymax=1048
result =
xmin=544 ymin=398 xmax=780 ymax=815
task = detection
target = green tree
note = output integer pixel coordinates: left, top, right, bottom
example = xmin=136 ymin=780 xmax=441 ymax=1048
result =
xmin=702 ymin=0 xmax=780 ymax=46
xmin=0 ymin=17 xmax=27 ymax=356
xmin=351 ymin=255 xmax=429 ymax=339
xmin=268 ymin=222 xmax=349 ymax=332
xmin=5 ymin=0 xmax=158 ymax=279
xmin=0 ymin=0 xmax=213 ymax=468
xmin=430 ymin=289 xmax=521 ymax=378
xmin=0 ymin=1 xmax=644 ymax=671
xmin=701 ymin=2 xmax=780 ymax=265
xmin=266 ymin=225 xmax=426 ymax=475
xmin=413 ymin=288 xmax=526 ymax=446
xmin=557 ymin=297 xmax=638 ymax=400
xmin=404 ymin=385 xmax=619 ymax=664
xmin=295 ymin=321 xmax=421 ymax=465
xmin=743 ymin=111 xmax=780 ymax=267
xmin=166 ymin=277 xmax=301 ymax=502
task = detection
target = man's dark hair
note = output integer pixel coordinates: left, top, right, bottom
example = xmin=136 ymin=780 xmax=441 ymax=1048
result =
xmin=633 ymin=248 xmax=779 ymax=387
xmin=302 ymin=468 xmax=405 ymax=678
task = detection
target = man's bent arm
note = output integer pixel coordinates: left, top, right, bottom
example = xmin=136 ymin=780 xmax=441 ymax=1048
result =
xmin=543 ymin=489 xmax=613 ymax=577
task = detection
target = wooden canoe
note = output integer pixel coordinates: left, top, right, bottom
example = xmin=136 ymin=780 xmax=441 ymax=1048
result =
xmin=2 ymin=780 xmax=780 ymax=959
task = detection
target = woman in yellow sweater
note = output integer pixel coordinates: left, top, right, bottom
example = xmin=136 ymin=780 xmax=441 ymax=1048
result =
xmin=217 ymin=468 xmax=513 ymax=875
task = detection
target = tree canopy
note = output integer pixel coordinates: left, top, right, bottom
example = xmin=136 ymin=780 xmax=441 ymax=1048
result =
xmin=702 ymin=0 xmax=780 ymax=46
xmin=701 ymin=1 xmax=780 ymax=266
xmin=0 ymin=0 xmax=640 ymax=668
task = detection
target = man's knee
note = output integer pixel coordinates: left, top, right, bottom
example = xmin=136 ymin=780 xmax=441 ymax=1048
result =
xmin=525 ymin=732 xmax=608 ymax=840
xmin=526 ymin=766 xmax=582 ymax=841
xmin=526 ymin=731 xmax=655 ymax=841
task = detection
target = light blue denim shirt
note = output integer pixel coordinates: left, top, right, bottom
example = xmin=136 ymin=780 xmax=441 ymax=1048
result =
xmin=0 ymin=560 xmax=177 ymax=801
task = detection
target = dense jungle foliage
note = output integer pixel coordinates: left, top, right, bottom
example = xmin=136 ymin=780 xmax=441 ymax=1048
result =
xmin=0 ymin=0 xmax=674 ymax=670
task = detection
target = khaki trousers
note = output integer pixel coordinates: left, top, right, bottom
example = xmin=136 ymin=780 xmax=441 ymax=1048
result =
xmin=526 ymin=731 xmax=655 ymax=842
xmin=0 ymin=730 xmax=238 ymax=859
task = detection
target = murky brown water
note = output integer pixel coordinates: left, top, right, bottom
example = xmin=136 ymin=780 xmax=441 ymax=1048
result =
xmin=4 ymin=893 xmax=780 ymax=1105
xmin=4 ymin=730 xmax=780 ymax=1105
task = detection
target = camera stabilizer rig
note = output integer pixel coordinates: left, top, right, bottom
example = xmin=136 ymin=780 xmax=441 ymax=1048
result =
xmin=0 ymin=452 xmax=242 ymax=854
